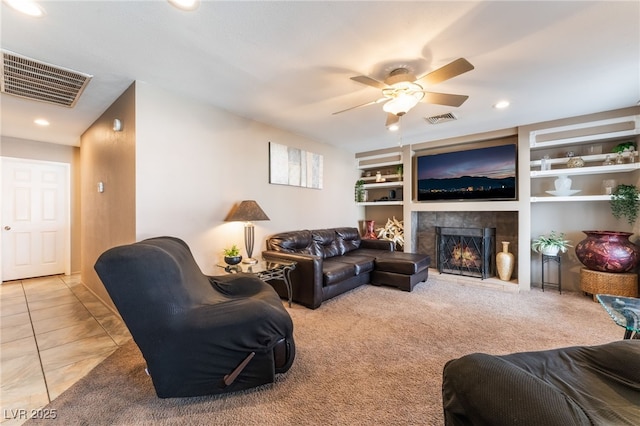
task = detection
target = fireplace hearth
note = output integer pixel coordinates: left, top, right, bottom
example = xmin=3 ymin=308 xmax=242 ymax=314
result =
xmin=436 ymin=227 xmax=496 ymax=279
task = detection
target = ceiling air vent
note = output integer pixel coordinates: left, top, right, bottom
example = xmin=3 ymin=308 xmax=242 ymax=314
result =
xmin=425 ymin=112 xmax=457 ymax=125
xmin=1 ymin=50 xmax=92 ymax=107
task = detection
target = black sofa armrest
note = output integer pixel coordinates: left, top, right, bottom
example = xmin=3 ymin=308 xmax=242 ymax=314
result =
xmin=262 ymin=250 xmax=324 ymax=309
xmin=361 ymin=238 xmax=394 ymax=251
xmin=442 ymin=353 xmax=592 ymax=426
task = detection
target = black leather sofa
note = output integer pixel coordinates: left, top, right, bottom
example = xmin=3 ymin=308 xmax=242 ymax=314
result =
xmin=262 ymin=227 xmax=430 ymax=309
xmin=95 ymin=236 xmax=295 ymax=398
xmin=442 ymin=340 xmax=640 ymax=425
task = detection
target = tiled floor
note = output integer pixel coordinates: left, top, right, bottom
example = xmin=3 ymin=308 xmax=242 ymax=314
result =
xmin=0 ymin=274 xmax=131 ymax=425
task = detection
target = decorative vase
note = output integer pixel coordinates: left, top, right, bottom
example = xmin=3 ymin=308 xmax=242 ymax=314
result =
xmin=575 ymin=230 xmax=640 ymax=273
xmin=496 ymin=241 xmax=515 ymax=281
xmin=566 ymin=155 xmax=585 ymax=168
xmin=224 ymin=255 xmax=242 ymax=265
xmin=554 ymin=175 xmax=572 ymax=192
xmin=363 ymin=220 xmax=377 ymax=239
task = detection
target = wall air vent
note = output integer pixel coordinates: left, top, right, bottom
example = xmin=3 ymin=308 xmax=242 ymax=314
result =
xmin=1 ymin=50 xmax=92 ymax=107
xmin=425 ymin=112 xmax=457 ymax=125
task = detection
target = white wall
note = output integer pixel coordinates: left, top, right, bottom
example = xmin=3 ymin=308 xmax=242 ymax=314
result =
xmin=135 ymin=82 xmax=360 ymax=273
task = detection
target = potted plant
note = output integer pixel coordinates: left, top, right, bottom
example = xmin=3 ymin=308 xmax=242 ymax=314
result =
xmin=223 ymin=244 xmax=242 ymax=265
xmin=610 ymin=184 xmax=640 ymax=226
xmin=354 ymin=179 xmax=365 ymax=202
xmin=611 ymin=141 xmax=636 ymax=154
xmin=531 ymin=231 xmax=572 ymax=256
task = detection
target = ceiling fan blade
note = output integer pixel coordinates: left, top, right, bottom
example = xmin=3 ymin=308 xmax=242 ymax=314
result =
xmin=420 ymin=92 xmax=469 ymax=107
xmin=350 ymin=75 xmax=388 ymax=90
xmin=417 ymin=58 xmax=474 ymax=86
xmin=385 ymin=113 xmax=400 ymax=128
xmin=333 ymin=97 xmax=388 ymax=115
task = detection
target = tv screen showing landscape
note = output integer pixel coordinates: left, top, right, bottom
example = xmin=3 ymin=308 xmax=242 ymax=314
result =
xmin=416 ymin=144 xmax=517 ymax=201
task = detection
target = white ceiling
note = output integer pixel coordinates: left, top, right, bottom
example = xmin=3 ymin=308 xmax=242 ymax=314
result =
xmin=1 ymin=1 xmax=639 ymax=154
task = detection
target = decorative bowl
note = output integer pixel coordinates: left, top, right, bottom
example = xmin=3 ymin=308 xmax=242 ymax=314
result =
xmin=545 ymin=189 xmax=581 ymax=196
xmin=224 ymin=255 xmax=242 ymax=265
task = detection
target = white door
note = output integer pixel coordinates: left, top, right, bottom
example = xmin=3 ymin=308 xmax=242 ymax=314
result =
xmin=2 ymin=158 xmax=69 ymax=281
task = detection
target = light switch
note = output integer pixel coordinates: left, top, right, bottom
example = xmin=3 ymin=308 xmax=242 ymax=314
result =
xmin=98 ymin=182 xmax=104 ymax=193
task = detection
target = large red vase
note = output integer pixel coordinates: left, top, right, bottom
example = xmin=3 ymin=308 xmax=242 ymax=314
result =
xmin=575 ymin=230 xmax=640 ymax=273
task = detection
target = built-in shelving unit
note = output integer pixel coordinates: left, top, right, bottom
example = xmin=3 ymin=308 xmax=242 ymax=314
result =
xmin=526 ymin=110 xmax=640 ymax=294
xmin=355 ymin=149 xmax=404 ymax=207
xmin=529 ymin=114 xmax=640 ymax=202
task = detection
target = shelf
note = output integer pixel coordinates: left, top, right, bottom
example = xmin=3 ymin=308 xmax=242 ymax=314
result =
xmin=362 ymin=181 xmax=403 ymax=189
xmin=530 ymin=153 xmax=636 ymax=167
xmin=530 ymin=162 xmax=640 ymax=178
xmin=356 ymin=149 xmax=403 ymax=170
xmin=356 ymin=201 xmax=403 ymax=206
xmin=360 ymin=173 xmax=402 ymax=182
xmin=357 ymin=160 xmax=402 ymax=169
xmin=529 ymin=115 xmax=639 ymax=149
xmin=531 ymin=195 xmax=611 ymax=203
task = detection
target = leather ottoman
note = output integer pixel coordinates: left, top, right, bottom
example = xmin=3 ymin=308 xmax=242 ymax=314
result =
xmin=370 ymin=252 xmax=431 ymax=291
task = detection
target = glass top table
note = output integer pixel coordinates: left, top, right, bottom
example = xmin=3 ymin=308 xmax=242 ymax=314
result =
xmin=217 ymin=260 xmax=296 ymax=307
xmin=596 ymin=294 xmax=640 ymax=339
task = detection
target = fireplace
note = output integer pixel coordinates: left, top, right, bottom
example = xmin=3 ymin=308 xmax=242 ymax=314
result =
xmin=436 ymin=227 xmax=496 ymax=279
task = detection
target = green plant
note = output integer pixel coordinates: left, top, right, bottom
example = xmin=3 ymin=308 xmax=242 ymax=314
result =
xmin=611 ymin=141 xmax=637 ymax=153
xmin=223 ymin=244 xmax=241 ymax=257
xmin=531 ymin=231 xmax=572 ymax=254
xmin=610 ymin=184 xmax=640 ymax=225
xmin=355 ymin=179 xmax=365 ymax=202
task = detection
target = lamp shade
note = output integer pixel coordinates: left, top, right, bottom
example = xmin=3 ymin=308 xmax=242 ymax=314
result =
xmin=225 ymin=200 xmax=270 ymax=222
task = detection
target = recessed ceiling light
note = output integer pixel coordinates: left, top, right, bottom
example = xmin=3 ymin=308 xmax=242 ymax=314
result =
xmin=3 ymin=0 xmax=46 ymax=17
xmin=167 ymin=0 xmax=200 ymax=11
xmin=34 ymin=118 xmax=49 ymax=126
xmin=388 ymin=124 xmax=400 ymax=132
xmin=494 ymin=100 xmax=510 ymax=109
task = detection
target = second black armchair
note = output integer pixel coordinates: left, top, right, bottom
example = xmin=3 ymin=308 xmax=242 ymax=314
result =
xmin=94 ymin=236 xmax=295 ymax=398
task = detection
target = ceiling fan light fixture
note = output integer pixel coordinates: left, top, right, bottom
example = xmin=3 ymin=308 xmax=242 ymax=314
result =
xmin=383 ymin=92 xmax=421 ymax=115
xmin=382 ymin=80 xmax=424 ymax=115
xmin=337 ymin=58 xmax=473 ymax=127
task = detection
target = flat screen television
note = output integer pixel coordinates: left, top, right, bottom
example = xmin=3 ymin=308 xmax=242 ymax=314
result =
xmin=416 ymin=144 xmax=517 ymax=201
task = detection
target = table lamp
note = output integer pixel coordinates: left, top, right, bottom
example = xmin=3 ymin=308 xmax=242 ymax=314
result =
xmin=225 ymin=200 xmax=270 ymax=264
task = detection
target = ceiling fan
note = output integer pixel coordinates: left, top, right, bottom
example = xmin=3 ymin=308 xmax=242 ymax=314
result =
xmin=333 ymin=58 xmax=474 ymax=128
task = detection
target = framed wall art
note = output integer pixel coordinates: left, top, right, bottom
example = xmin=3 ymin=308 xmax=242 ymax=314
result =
xmin=269 ymin=142 xmax=323 ymax=189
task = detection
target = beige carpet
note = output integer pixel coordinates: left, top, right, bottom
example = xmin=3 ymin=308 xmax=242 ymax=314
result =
xmin=27 ymin=276 xmax=622 ymax=425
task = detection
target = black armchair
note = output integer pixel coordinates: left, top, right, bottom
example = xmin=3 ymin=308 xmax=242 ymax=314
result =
xmin=94 ymin=236 xmax=295 ymax=398
xmin=442 ymin=340 xmax=640 ymax=425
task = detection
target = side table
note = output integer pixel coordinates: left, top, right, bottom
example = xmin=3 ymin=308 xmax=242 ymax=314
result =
xmin=596 ymin=294 xmax=640 ymax=339
xmin=541 ymin=254 xmax=561 ymax=294
xmin=217 ymin=260 xmax=296 ymax=307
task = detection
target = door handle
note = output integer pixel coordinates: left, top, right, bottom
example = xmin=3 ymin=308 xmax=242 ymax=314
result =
xmin=3 ymin=226 xmax=10 ymax=230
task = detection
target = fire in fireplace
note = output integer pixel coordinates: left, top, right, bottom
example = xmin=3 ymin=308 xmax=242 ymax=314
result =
xmin=436 ymin=227 xmax=496 ymax=279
